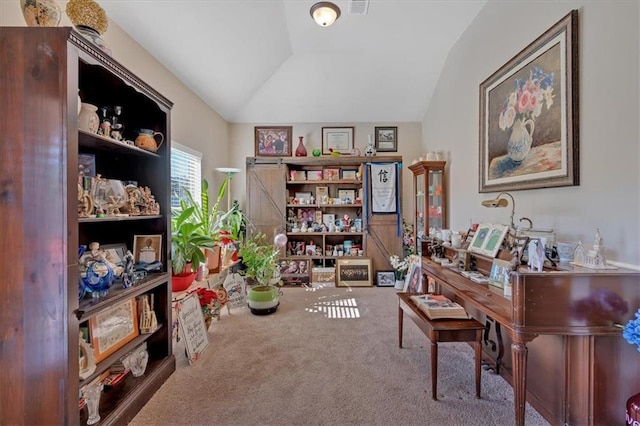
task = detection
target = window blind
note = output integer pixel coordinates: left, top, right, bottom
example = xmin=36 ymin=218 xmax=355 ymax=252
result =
xmin=170 ymin=142 xmax=202 ymax=210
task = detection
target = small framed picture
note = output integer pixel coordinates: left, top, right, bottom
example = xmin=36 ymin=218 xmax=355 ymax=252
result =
xmin=315 ymin=186 xmax=329 ymax=203
xmin=133 ymin=234 xmax=162 ymax=264
xmin=336 ymin=258 xmax=372 ymax=287
xmin=374 ymin=126 xmax=398 ymax=152
xmin=403 ymin=261 xmax=423 ymax=293
xmin=322 ymin=213 xmax=335 ymax=228
xmin=89 ymin=298 xmax=139 ymax=362
xmin=307 ymin=170 xmax=323 ymax=181
xmin=255 ymin=126 xmax=292 ymax=157
xmin=323 ymin=168 xmax=340 ymax=180
xmin=101 ymin=243 xmax=128 ymax=271
xmin=489 ymin=259 xmax=512 ymax=289
xmin=341 ymin=169 xmax=358 ymax=180
xmin=376 ymin=270 xmax=395 ymax=287
xmin=78 ymin=153 xmax=96 ymax=177
xmin=294 ymin=191 xmax=313 ymax=203
xmin=278 ymin=258 xmax=311 ymax=286
xmin=468 ymin=224 xmax=509 ymax=258
xmin=337 ymin=189 xmax=356 ymax=203
xmin=322 ymin=127 xmax=354 ymax=155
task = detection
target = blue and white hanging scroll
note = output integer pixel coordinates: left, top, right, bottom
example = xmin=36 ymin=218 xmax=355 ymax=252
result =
xmin=370 ymin=163 xmax=397 ymax=213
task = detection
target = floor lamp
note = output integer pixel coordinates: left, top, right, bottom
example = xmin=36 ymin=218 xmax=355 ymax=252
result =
xmin=215 ymin=167 xmax=242 ymax=211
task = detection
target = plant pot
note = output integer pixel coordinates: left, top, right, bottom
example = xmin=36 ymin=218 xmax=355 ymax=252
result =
xmin=172 ymin=271 xmax=196 ymax=292
xmin=247 ymin=285 xmax=280 ymax=315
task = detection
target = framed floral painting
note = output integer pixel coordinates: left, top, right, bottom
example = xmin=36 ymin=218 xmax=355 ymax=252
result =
xmin=479 ymin=10 xmax=579 ymax=192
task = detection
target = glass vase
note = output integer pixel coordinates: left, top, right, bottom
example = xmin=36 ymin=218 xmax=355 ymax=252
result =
xmin=84 ymin=383 xmax=103 ymax=425
xmin=295 ymin=136 xmax=307 ymax=157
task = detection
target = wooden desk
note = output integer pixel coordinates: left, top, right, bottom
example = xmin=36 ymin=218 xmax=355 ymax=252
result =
xmin=422 ymin=251 xmax=640 ymax=426
xmin=397 ymin=293 xmax=484 ymax=400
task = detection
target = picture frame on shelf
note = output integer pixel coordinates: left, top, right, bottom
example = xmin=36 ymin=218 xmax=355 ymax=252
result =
xmin=78 ymin=153 xmax=96 ymax=177
xmin=468 ymin=223 xmax=509 ymax=258
xmin=323 ymin=168 xmax=340 ymax=180
xmin=255 ymin=126 xmax=293 ymax=157
xmin=337 ymin=189 xmax=356 ymax=203
xmin=479 ymin=11 xmax=578 ymax=192
xmin=374 ymin=127 xmax=398 ymax=152
xmin=315 ymin=186 xmax=329 ymax=203
xmin=89 ymin=298 xmax=139 ymax=363
xmin=307 ymin=170 xmax=323 ymax=181
xmin=294 ymin=191 xmax=313 ymax=203
xmin=489 ymin=258 xmax=512 ymax=289
xmin=336 ymin=258 xmax=372 ymax=287
xmin=341 ymin=169 xmax=358 ymax=180
xmin=101 ymin=243 xmax=128 ymax=271
xmin=376 ymin=270 xmax=395 ymax=287
xmin=322 ymin=127 xmax=354 ymax=155
xmin=132 ymin=234 xmax=162 ymax=264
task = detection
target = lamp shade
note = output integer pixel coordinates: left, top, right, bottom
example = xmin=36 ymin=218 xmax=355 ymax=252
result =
xmin=310 ymin=2 xmax=341 ymax=27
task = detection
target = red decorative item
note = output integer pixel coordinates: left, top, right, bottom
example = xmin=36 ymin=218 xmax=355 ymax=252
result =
xmin=295 ymin=136 xmax=307 ymax=157
xmin=171 ymin=271 xmax=195 ymax=292
xmin=627 ymin=392 xmax=640 ymax=425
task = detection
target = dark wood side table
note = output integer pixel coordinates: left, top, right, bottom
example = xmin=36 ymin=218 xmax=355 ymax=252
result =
xmin=397 ymin=292 xmax=484 ymax=400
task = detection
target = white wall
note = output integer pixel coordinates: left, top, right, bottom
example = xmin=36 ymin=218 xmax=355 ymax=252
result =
xmin=228 ymin=122 xmax=423 ymax=214
xmin=422 ymin=0 xmax=639 ymax=265
xmin=0 ymin=1 xmax=231 ymax=192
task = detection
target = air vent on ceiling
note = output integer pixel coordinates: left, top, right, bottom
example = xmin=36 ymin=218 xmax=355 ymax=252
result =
xmin=349 ymin=0 xmax=369 ymax=15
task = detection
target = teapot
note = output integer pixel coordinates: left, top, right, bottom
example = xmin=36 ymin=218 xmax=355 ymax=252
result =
xmin=135 ymin=129 xmax=164 ymax=152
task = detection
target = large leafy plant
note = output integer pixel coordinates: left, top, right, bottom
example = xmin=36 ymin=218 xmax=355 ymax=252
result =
xmin=238 ymin=232 xmax=280 ymax=286
xmin=170 ymin=205 xmax=216 ymax=274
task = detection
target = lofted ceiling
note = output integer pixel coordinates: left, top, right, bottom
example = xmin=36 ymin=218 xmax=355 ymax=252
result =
xmin=101 ymin=0 xmax=486 ymax=124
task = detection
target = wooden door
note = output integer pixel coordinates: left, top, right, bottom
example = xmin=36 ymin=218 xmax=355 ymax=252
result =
xmin=245 ymin=161 xmax=287 ymax=243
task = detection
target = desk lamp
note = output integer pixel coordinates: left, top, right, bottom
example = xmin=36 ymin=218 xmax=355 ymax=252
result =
xmin=481 ymin=192 xmax=516 ymax=230
xmin=215 ymin=167 xmax=242 ymax=211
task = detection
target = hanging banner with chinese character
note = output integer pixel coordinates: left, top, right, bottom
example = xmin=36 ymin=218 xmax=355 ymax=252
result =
xmin=370 ymin=163 xmax=397 ymax=213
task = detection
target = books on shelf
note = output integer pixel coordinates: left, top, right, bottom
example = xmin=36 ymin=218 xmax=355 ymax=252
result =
xmin=460 ymin=270 xmax=490 ymax=284
xmin=410 ymin=294 xmax=469 ymax=320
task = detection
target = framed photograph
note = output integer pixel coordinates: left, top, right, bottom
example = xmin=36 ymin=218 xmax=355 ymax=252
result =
xmin=307 ymin=170 xmax=323 ymax=181
xmin=403 ymin=261 xmax=423 ymax=293
xmin=468 ymin=224 xmax=509 ymax=258
xmin=479 ymin=10 xmax=578 ymax=192
xmin=322 ymin=127 xmax=354 ymax=155
xmin=376 ymin=270 xmax=395 ymax=287
xmin=294 ymin=191 xmax=312 ymax=203
xmin=278 ymin=258 xmax=311 ymax=286
xmin=374 ymin=126 xmax=398 ymax=152
xmin=337 ymin=189 xmax=356 ymax=203
xmin=336 ymin=258 xmax=372 ymax=287
xmin=323 ymin=168 xmax=340 ymax=180
xmin=322 ymin=213 xmax=335 ymax=228
xmin=489 ymin=259 xmax=512 ymax=289
xmin=89 ymin=298 xmax=139 ymax=362
xmin=341 ymin=169 xmax=358 ymax=180
xmin=255 ymin=126 xmax=292 ymax=157
xmin=133 ymin=234 xmax=162 ymax=264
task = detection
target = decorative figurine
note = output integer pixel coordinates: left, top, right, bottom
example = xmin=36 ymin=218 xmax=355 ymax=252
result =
xmin=365 ymin=135 xmax=376 ymax=156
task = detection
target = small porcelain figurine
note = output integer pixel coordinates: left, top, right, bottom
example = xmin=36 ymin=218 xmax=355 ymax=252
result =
xmin=527 ymin=239 xmax=545 ymax=271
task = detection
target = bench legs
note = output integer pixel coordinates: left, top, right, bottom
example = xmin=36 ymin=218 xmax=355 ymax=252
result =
xmin=431 ymin=340 xmax=438 ymax=400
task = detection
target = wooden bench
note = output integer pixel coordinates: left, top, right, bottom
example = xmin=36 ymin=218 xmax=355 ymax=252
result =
xmin=397 ymin=292 xmax=484 ymax=400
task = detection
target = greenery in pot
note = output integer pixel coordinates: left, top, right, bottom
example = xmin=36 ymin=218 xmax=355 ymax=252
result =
xmin=170 ymin=205 xmax=217 ymax=275
xmin=182 ymin=178 xmax=229 ymax=240
xmin=237 ymin=232 xmax=281 ymax=287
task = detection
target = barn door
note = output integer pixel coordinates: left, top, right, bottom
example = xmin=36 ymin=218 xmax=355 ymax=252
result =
xmin=245 ymin=161 xmax=287 ymax=243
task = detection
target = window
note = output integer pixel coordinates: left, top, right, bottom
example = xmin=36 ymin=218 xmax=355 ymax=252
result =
xmin=170 ymin=142 xmax=202 ymax=210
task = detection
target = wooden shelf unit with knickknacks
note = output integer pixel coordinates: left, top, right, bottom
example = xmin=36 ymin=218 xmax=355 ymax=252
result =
xmin=246 ymin=156 xmax=403 ymax=275
xmin=0 ymin=28 xmax=175 ymax=425
xmin=408 ymin=161 xmax=447 ymax=255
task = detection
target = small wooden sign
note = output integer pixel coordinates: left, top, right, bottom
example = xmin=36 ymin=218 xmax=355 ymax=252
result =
xmin=177 ymin=294 xmax=209 ymax=364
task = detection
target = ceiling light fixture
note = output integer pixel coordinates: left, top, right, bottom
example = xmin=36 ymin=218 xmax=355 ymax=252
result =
xmin=310 ymin=2 xmax=341 ymax=27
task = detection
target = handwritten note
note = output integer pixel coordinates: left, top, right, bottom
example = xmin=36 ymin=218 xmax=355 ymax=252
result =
xmin=177 ymin=294 xmax=209 ymax=364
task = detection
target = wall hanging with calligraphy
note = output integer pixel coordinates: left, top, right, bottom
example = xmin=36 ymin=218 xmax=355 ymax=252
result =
xmin=370 ymin=163 xmax=397 ymax=213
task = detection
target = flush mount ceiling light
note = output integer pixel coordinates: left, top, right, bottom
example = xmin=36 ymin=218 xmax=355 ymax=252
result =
xmin=310 ymin=2 xmax=341 ymax=27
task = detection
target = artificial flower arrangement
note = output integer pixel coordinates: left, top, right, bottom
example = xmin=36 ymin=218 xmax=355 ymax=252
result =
xmin=498 ymin=66 xmax=554 ymax=132
xmin=401 ymin=218 xmax=415 ymax=256
xmin=194 ymin=287 xmax=225 ymax=329
xmin=390 ymin=254 xmax=420 ymax=281
xmin=622 ymin=308 xmax=640 ymax=352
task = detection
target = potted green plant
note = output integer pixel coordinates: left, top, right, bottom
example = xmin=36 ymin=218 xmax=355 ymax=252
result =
xmin=170 ymin=204 xmax=217 ymax=292
xmin=238 ymin=232 xmax=282 ymax=315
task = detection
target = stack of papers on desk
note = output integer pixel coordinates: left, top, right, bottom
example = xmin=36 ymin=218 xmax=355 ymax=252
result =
xmin=410 ymin=294 xmax=470 ymax=320
xmin=460 ymin=271 xmax=489 ymax=284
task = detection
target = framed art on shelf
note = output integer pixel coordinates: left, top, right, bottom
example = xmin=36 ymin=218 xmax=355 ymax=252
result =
xmin=341 ymin=169 xmax=358 ymax=180
xmin=376 ymin=270 xmax=395 ymax=287
xmin=489 ymin=258 xmax=512 ymax=289
xmin=322 ymin=127 xmax=354 ymax=155
xmin=468 ymin=224 xmax=509 ymax=258
xmin=337 ymin=189 xmax=356 ymax=203
xmin=479 ymin=10 xmax=578 ymax=192
xmin=89 ymin=298 xmax=139 ymax=362
xmin=403 ymin=261 xmax=422 ymax=293
xmin=374 ymin=127 xmax=397 ymax=152
xmin=336 ymin=258 xmax=372 ymax=287
xmin=132 ymin=234 xmax=162 ymax=264
xmin=255 ymin=126 xmax=293 ymax=157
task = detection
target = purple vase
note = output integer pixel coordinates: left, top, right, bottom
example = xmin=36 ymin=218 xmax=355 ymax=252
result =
xmin=295 ymin=136 xmax=307 ymax=157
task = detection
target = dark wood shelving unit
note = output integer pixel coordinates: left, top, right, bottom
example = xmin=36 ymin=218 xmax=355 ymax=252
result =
xmin=0 ymin=27 xmax=175 ymax=425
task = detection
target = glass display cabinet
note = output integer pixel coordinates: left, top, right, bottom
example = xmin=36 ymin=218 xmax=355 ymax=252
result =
xmin=408 ymin=161 xmax=447 ymax=254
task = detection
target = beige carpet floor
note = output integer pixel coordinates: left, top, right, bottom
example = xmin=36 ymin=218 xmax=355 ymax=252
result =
xmin=130 ymin=285 xmax=550 ymax=426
